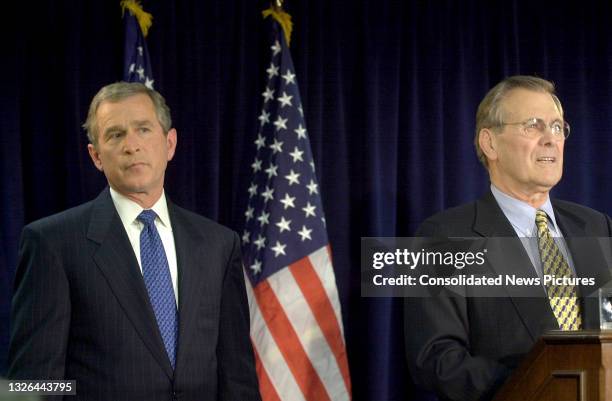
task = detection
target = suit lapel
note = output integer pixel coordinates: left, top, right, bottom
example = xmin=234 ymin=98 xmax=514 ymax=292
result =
xmin=168 ymin=202 xmax=217 ymax=370
xmin=87 ymin=189 xmax=174 ymax=379
xmin=554 ymin=202 xmax=612 ymax=329
xmin=473 ymin=191 xmax=558 ymax=341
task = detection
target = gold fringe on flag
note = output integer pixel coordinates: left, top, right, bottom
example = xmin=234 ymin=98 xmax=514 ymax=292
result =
xmin=262 ymin=4 xmax=293 ymax=46
xmin=120 ymin=0 xmax=153 ymax=37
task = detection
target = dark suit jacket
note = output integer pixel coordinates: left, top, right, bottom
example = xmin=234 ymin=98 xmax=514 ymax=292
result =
xmin=404 ymin=191 xmax=612 ymax=401
xmin=8 ymin=188 xmax=261 ymax=401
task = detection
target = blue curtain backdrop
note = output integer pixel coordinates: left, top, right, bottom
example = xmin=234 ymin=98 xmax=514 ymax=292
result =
xmin=1 ymin=1 xmax=611 ymax=400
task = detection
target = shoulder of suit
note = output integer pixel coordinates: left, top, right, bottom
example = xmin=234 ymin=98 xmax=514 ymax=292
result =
xmin=24 ymin=199 xmax=96 ymax=236
xmin=552 ymin=198 xmax=612 ymax=234
xmin=416 ymin=201 xmax=478 ymax=236
xmin=169 ymin=203 xmax=238 ymax=241
xmin=552 ymin=198 xmax=605 ymax=217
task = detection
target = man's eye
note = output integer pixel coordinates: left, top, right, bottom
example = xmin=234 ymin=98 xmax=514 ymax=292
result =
xmin=110 ymin=132 xmax=123 ymax=139
xmin=139 ymin=127 xmax=150 ymax=133
xmin=524 ymin=120 xmax=539 ymax=129
xmin=551 ymin=123 xmax=563 ymax=134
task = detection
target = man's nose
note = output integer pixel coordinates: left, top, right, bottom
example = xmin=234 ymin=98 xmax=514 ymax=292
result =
xmin=123 ymin=130 xmax=141 ymax=153
xmin=539 ymin=127 xmax=557 ymax=146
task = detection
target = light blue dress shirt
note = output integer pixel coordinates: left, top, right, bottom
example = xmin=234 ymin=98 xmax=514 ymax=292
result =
xmin=490 ymin=184 xmax=576 ymax=279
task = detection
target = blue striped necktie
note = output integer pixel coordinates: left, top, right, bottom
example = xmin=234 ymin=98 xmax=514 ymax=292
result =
xmin=138 ymin=209 xmax=178 ymax=369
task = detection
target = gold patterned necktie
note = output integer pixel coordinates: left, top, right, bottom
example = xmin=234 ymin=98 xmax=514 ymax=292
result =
xmin=535 ymin=210 xmax=582 ymax=330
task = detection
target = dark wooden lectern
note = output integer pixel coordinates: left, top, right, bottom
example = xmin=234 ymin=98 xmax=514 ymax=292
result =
xmin=493 ymin=331 xmax=612 ymax=401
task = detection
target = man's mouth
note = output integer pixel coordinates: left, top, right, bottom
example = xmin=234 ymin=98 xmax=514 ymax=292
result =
xmin=126 ymin=162 xmax=147 ymax=169
xmin=536 ymin=157 xmax=556 ymax=163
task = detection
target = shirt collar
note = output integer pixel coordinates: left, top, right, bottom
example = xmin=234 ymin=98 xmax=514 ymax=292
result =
xmin=109 ymin=187 xmax=172 ymax=229
xmin=490 ymin=184 xmax=559 ymax=236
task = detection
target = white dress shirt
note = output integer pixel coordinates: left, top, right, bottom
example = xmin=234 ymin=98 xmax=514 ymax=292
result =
xmin=109 ymin=187 xmax=179 ymax=305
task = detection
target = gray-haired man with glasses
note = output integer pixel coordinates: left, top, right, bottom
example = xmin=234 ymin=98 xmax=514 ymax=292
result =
xmin=405 ymin=76 xmax=612 ymax=401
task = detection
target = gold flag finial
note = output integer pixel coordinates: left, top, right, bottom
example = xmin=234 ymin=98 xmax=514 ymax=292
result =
xmin=262 ymin=2 xmax=293 ymax=46
xmin=120 ymin=0 xmax=153 ymax=38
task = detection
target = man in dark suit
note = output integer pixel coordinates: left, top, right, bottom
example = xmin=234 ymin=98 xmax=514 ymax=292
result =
xmin=8 ymin=82 xmax=261 ymax=401
xmin=405 ymin=76 xmax=612 ymax=401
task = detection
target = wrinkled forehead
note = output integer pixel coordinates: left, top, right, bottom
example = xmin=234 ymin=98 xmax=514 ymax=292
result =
xmin=500 ymin=88 xmax=563 ymax=121
xmin=96 ymin=94 xmax=158 ymax=126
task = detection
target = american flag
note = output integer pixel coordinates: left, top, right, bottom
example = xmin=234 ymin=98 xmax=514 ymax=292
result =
xmin=121 ymin=0 xmax=154 ymax=88
xmin=241 ymin=15 xmax=352 ymax=401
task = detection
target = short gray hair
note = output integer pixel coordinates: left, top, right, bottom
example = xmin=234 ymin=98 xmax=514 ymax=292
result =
xmin=83 ymin=82 xmax=172 ymax=145
xmin=474 ymin=75 xmax=563 ymax=167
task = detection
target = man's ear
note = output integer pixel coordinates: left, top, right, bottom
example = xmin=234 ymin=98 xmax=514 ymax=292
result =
xmin=166 ymin=128 xmax=177 ymax=161
xmin=478 ymin=128 xmax=498 ymax=162
xmin=88 ymin=143 xmax=104 ymax=172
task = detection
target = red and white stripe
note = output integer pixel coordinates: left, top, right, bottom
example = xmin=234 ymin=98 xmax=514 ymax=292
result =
xmin=245 ymin=246 xmax=351 ymax=401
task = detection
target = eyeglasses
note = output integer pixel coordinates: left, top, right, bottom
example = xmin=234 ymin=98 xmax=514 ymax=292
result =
xmin=496 ymin=117 xmax=570 ymax=140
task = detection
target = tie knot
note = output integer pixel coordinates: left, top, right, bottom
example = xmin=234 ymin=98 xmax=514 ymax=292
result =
xmin=138 ymin=209 xmax=158 ymax=227
xmin=535 ymin=210 xmax=549 ymax=230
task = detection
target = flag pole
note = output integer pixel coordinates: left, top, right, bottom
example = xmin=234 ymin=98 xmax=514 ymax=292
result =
xmin=120 ymin=0 xmax=153 ymax=37
xmin=262 ymin=2 xmax=293 ymax=47
xmin=121 ymin=0 xmax=155 ymax=88
xmin=241 ymin=5 xmax=352 ymax=399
